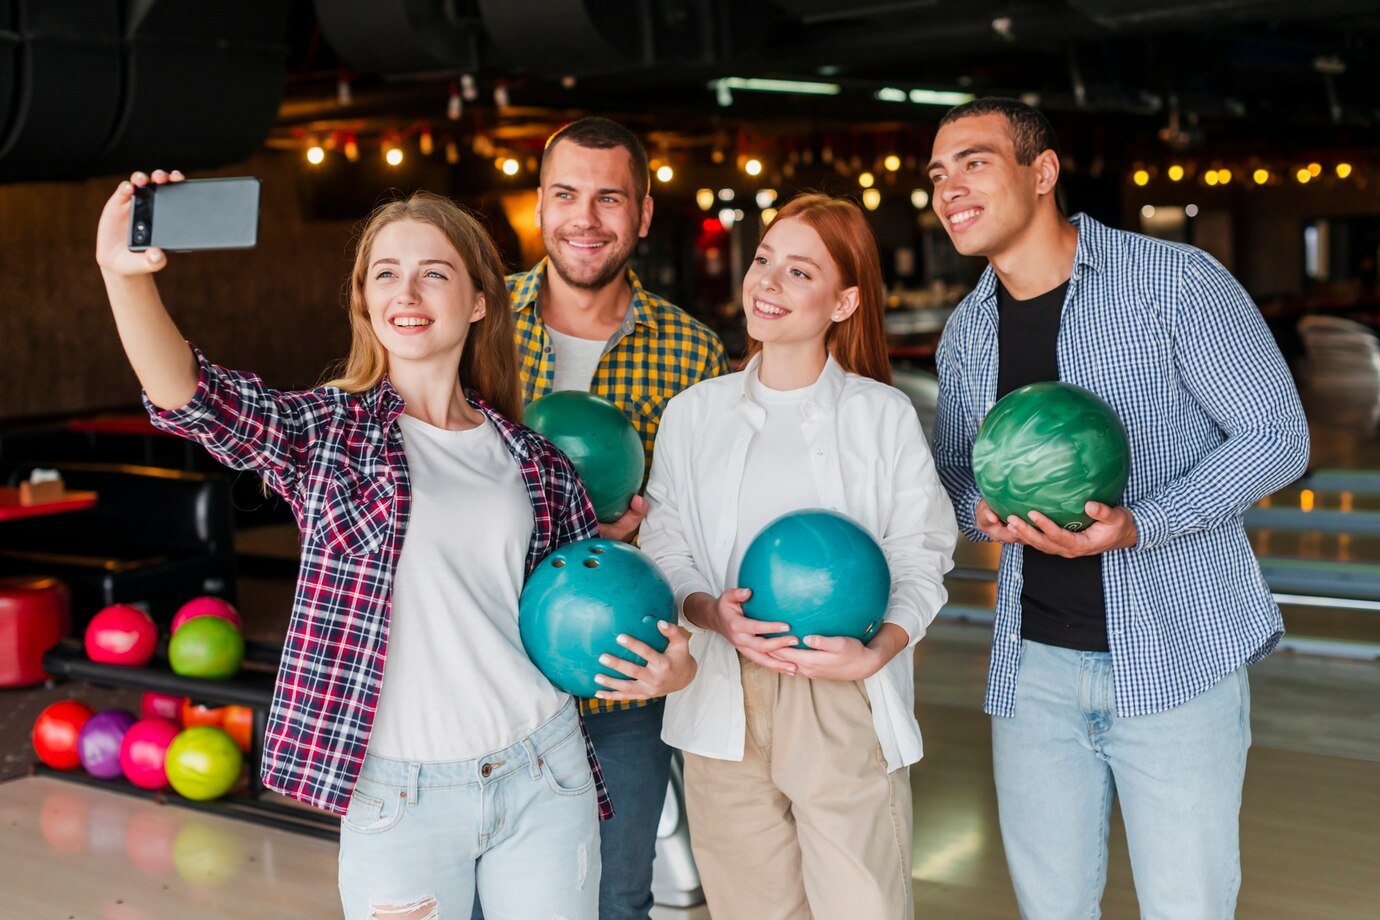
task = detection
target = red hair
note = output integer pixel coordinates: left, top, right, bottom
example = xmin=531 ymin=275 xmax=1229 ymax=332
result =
xmin=747 ymin=193 xmax=891 ymax=384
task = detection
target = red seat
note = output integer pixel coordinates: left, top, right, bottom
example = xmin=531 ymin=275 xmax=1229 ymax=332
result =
xmin=0 ymin=577 xmax=70 ymax=687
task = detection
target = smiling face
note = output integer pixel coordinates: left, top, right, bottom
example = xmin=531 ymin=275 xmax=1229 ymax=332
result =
xmin=537 ymin=140 xmax=652 ymax=291
xmin=927 ymin=113 xmax=1056 ymax=259
xmin=363 ymin=219 xmax=486 ymax=367
xmin=742 ymin=216 xmax=859 ymax=350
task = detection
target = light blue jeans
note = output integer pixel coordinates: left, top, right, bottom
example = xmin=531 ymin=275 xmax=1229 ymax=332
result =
xmin=338 ymin=699 xmax=601 ymax=919
xmin=992 ymin=640 xmax=1251 ymax=920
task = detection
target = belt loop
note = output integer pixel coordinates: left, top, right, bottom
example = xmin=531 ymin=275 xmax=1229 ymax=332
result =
xmin=407 ymin=762 xmax=421 ymax=806
xmin=521 ymin=737 xmax=542 ymax=780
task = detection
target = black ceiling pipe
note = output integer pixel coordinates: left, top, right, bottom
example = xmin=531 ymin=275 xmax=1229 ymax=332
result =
xmin=0 ymin=0 xmax=123 ymax=178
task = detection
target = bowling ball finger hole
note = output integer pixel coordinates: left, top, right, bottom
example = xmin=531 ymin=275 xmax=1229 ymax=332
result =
xmin=589 ymin=547 xmax=605 ymax=555
xmin=583 ymin=559 xmax=600 ymax=568
xmin=551 ymin=559 xmax=566 ymax=568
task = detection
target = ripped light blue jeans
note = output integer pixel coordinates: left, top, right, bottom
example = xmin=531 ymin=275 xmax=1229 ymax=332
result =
xmin=338 ymin=698 xmax=601 ymax=919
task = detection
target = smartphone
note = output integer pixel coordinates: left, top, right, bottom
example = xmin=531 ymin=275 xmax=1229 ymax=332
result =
xmin=129 ymin=177 xmax=261 ymax=252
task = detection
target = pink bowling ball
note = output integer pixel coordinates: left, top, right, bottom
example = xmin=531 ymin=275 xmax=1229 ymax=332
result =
xmin=141 ymin=691 xmax=185 ymax=724
xmin=84 ymin=605 xmax=158 ymax=667
xmin=171 ymin=597 xmax=241 ymax=634
xmin=119 ymin=718 xmax=181 ymax=790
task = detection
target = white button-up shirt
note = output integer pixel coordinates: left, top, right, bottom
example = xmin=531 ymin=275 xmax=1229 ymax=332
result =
xmin=641 ymin=355 xmax=958 ymax=771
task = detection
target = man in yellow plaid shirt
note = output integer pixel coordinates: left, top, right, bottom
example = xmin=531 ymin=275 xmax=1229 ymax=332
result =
xmin=503 ymin=117 xmax=728 ymax=920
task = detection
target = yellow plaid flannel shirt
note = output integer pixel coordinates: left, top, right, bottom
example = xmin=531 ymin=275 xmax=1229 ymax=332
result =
xmin=510 ymin=258 xmax=730 ymax=714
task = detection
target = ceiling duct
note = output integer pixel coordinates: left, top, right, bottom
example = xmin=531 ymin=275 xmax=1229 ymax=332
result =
xmin=478 ymin=0 xmax=767 ymax=76
xmin=0 ymin=8 xmax=17 ymax=145
xmin=94 ymin=0 xmax=291 ymax=173
xmin=0 ymin=1 xmax=123 ymax=178
xmin=313 ymin=0 xmax=482 ymax=76
xmin=1064 ymin=0 xmax=1380 ymax=28
xmin=0 ymin=0 xmax=290 ymax=184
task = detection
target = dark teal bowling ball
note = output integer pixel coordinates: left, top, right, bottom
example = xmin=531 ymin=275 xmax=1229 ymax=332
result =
xmin=525 ymin=390 xmax=644 ymax=522
xmin=519 ymin=539 xmax=676 ymax=698
xmin=972 ymin=381 xmax=1131 ymax=532
xmin=738 ymin=509 xmax=891 ymax=648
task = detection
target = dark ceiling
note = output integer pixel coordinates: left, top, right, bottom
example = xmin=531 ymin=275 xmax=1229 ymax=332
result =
xmin=3 ymin=1 xmax=1379 ymax=183
xmin=276 ymin=0 xmax=1380 ymax=155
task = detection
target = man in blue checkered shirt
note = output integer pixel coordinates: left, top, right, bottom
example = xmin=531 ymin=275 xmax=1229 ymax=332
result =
xmin=930 ymin=98 xmax=1309 ymax=919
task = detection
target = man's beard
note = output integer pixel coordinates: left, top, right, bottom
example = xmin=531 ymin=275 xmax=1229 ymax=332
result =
xmin=545 ymin=235 xmax=636 ymax=291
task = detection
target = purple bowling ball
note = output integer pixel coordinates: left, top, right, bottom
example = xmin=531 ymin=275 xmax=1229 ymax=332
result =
xmin=77 ymin=709 xmax=137 ymax=779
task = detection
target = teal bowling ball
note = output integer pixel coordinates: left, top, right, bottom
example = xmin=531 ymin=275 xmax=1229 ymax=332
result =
xmin=525 ymin=390 xmax=644 ymax=522
xmin=519 ymin=539 xmax=676 ymax=698
xmin=738 ymin=509 xmax=891 ymax=648
xmin=972 ymin=381 xmax=1131 ymax=532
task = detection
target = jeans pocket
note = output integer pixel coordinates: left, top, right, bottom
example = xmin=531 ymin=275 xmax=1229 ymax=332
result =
xmin=539 ymin=730 xmax=595 ymax=797
xmin=341 ymin=785 xmax=405 ymax=835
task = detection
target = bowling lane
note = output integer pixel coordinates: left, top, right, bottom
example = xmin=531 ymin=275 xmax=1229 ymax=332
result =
xmin=946 ymin=535 xmax=1380 ymax=651
xmin=0 ymin=776 xmax=339 ymax=918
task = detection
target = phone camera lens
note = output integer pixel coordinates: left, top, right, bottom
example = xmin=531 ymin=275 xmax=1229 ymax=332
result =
xmin=133 ymin=222 xmax=148 ymax=244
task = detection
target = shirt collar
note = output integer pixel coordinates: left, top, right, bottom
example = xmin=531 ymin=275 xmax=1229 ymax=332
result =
xmin=737 ymin=352 xmax=847 ymax=411
xmin=510 ymin=258 xmax=659 ymax=333
xmin=367 ymin=380 xmax=532 ymax=459
xmin=970 ymin=211 xmax=1105 ymax=305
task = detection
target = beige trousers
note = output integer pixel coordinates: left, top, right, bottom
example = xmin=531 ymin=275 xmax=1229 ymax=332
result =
xmin=683 ymin=655 xmax=914 ymax=920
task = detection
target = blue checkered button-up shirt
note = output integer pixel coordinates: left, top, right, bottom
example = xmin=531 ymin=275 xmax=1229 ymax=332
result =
xmin=934 ymin=214 xmax=1310 ymax=718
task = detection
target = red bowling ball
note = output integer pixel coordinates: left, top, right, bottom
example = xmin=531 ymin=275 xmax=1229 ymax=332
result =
xmin=84 ymin=604 xmax=158 ymax=667
xmin=141 ymin=691 xmax=186 ymax=724
xmin=32 ymin=700 xmax=94 ymax=770
xmin=171 ymin=596 xmax=241 ymax=634
xmin=119 ymin=717 xmax=181 ymax=789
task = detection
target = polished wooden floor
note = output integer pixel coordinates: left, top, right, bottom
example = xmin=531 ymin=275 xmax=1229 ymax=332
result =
xmin=1 ymin=618 xmax=1374 ymax=919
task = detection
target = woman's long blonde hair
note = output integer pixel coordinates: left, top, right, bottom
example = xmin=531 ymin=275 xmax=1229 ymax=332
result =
xmin=326 ymin=191 xmax=523 ymax=421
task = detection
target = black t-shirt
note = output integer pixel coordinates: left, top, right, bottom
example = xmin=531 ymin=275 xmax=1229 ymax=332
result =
xmin=995 ymin=279 xmax=1109 ymax=652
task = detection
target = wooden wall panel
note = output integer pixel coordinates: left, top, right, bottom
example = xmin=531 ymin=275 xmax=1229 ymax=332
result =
xmin=0 ymin=152 xmax=356 ymax=421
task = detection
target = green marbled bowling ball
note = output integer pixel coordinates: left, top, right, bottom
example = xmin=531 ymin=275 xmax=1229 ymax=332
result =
xmin=525 ymin=390 xmax=644 ymax=523
xmin=972 ymin=382 xmax=1131 ymax=532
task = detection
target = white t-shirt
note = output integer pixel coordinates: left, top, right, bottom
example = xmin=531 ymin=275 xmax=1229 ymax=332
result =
xmin=367 ymin=414 xmax=566 ymax=761
xmin=546 ymin=326 xmax=608 ymax=392
xmin=725 ymin=371 xmax=821 ymax=587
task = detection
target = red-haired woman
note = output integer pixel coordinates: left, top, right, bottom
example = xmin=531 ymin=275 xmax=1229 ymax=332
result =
xmin=95 ymin=171 xmax=606 ymax=918
xmin=640 ymin=194 xmax=958 ymax=919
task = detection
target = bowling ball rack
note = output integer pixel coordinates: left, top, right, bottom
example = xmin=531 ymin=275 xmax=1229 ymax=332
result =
xmin=36 ymin=638 xmax=338 ymax=839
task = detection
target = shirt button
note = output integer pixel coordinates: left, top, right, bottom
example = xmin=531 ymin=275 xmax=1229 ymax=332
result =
xmin=1009 ymin=633 xmax=1018 ymax=642
xmin=544 ymin=346 xmax=552 ymax=354
xmin=815 ymin=448 xmax=825 ymax=456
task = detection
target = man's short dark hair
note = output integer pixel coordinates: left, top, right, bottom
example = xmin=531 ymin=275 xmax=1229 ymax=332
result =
xmin=543 ymin=117 xmax=650 ymax=201
xmin=938 ymin=97 xmax=1060 ymax=166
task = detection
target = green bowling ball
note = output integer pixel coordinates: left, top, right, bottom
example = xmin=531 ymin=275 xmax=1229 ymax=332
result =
xmin=526 ymin=390 xmax=644 ymax=522
xmin=167 ymin=616 xmax=244 ymax=679
xmin=972 ymin=381 xmax=1131 ymax=532
xmin=165 ymin=727 xmax=243 ymax=801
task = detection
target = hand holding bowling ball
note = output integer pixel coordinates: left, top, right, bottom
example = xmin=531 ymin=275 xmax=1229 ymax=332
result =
xmin=688 ymin=586 xmax=799 ymax=675
xmin=738 ymin=509 xmax=891 ymax=649
xmin=519 ymin=539 xmax=675 ymax=697
xmin=971 ymin=382 xmax=1131 ymax=533
xmin=525 ymin=390 xmax=644 ymax=522
xmin=591 ymin=618 xmax=698 ymax=701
